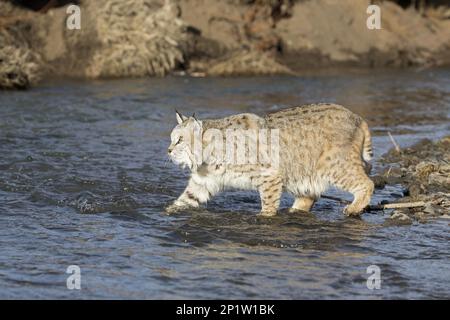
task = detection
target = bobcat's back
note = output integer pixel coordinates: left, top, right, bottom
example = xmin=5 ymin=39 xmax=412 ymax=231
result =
xmin=265 ymin=103 xmax=372 ymax=197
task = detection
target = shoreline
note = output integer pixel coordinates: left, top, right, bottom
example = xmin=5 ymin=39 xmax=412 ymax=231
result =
xmin=373 ymin=136 xmax=450 ymax=224
xmin=1 ymin=0 xmax=450 ymax=89
xmin=3 ymin=65 xmax=450 ymax=88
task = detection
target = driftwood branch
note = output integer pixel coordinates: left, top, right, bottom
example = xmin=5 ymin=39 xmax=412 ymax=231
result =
xmin=388 ymin=131 xmax=401 ymax=153
xmin=321 ymin=195 xmax=426 ymax=212
xmin=368 ymin=201 xmax=426 ymax=211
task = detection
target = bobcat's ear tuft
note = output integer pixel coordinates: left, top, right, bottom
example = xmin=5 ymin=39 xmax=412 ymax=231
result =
xmin=176 ymin=110 xmax=187 ymax=124
xmin=191 ymin=112 xmax=202 ymax=129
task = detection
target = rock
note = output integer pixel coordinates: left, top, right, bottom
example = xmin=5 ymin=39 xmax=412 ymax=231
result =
xmin=414 ymin=211 xmax=427 ymax=223
xmin=407 ymin=182 xmax=427 ymax=198
xmin=429 ymin=172 xmax=450 ymax=188
xmin=371 ymin=175 xmax=387 ymax=189
xmin=387 ymin=210 xmax=413 ymax=225
xmin=415 ymin=162 xmax=439 ymax=180
xmin=381 ymin=136 xmax=450 ymax=223
xmin=423 ymin=203 xmax=437 ymax=216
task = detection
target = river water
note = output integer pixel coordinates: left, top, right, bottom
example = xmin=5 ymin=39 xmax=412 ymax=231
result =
xmin=0 ymin=69 xmax=449 ymax=299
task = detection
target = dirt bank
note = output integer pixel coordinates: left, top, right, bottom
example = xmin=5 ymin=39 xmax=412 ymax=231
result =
xmin=275 ymin=0 xmax=450 ymax=70
xmin=373 ymin=136 xmax=450 ymax=224
xmin=0 ymin=2 xmax=41 ymax=89
xmin=1 ymin=0 xmax=450 ymax=88
xmin=0 ymin=0 xmax=194 ymax=85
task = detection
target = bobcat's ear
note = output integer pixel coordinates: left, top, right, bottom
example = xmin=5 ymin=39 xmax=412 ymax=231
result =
xmin=191 ymin=114 xmax=202 ymax=133
xmin=192 ymin=113 xmax=200 ymax=125
xmin=176 ymin=110 xmax=187 ymax=124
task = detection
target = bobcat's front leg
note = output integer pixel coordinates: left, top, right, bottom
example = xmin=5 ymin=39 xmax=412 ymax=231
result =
xmin=258 ymin=174 xmax=283 ymax=217
xmin=165 ymin=176 xmax=212 ymax=214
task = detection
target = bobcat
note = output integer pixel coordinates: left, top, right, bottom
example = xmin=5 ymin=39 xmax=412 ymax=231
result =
xmin=166 ymin=103 xmax=374 ymax=217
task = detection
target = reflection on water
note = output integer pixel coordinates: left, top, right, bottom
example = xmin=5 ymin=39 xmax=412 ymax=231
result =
xmin=0 ymin=68 xmax=449 ymax=299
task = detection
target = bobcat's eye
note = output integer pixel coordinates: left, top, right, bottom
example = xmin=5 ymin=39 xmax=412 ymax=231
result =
xmin=175 ymin=136 xmax=183 ymax=145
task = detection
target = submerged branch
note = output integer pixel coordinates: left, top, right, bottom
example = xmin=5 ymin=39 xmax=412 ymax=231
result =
xmin=321 ymin=195 xmax=427 ymax=212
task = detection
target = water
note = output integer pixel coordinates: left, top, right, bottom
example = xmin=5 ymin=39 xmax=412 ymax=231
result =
xmin=0 ymin=69 xmax=449 ymax=299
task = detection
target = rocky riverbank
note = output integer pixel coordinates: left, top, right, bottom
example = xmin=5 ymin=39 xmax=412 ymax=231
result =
xmin=1 ymin=0 xmax=450 ymax=89
xmin=373 ymin=136 xmax=450 ymax=224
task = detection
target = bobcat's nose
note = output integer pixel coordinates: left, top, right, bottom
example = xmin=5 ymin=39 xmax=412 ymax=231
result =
xmin=167 ymin=146 xmax=174 ymax=154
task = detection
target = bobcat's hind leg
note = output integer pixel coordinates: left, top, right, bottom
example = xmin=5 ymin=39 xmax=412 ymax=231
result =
xmin=289 ymin=196 xmax=315 ymax=213
xmin=258 ymin=174 xmax=283 ymax=217
xmin=330 ymin=163 xmax=374 ymax=217
xmin=343 ymin=176 xmax=374 ymax=217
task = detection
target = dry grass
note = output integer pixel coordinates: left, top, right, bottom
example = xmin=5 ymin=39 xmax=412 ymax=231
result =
xmin=68 ymin=0 xmax=190 ymax=78
xmin=0 ymin=2 xmax=41 ymax=89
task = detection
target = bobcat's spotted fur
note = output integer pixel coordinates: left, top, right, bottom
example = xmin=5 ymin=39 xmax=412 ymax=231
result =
xmin=167 ymin=104 xmax=374 ymax=217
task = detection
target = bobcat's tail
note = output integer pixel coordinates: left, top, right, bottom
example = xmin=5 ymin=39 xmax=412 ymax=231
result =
xmin=360 ymin=120 xmax=373 ymax=162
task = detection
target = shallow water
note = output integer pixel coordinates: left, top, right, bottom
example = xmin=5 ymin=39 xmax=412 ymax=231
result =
xmin=0 ymin=69 xmax=449 ymax=299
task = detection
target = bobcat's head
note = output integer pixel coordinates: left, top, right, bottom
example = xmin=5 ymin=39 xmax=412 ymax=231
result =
xmin=167 ymin=111 xmax=202 ymax=170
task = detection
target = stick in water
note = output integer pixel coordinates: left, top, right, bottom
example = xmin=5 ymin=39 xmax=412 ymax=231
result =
xmin=388 ymin=131 xmax=401 ymax=153
xmin=369 ymin=201 xmax=426 ymax=211
xmin=321 ymin=195 xmax=426 ymax=211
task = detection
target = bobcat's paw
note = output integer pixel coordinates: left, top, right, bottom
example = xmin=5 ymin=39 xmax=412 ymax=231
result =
xmin=343 ymin=205 xmax=363 ymax=218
